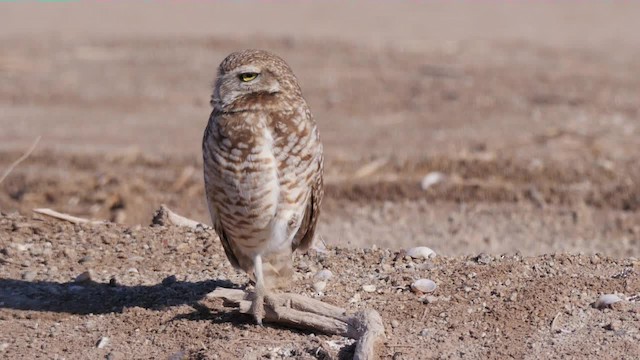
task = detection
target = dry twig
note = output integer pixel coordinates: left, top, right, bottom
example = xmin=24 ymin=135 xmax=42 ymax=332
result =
xmin=208 ymin=288 xmax=385 ymax=360
xmin=30 ymin=205 xmax=206 ymax=229
xmin=152 ymin=204 xmax=205 ymax=229
xmin=0 ymin=136 xmax=41 ymax=185
xmin=32 ymin=208 xmax=104 ymax=225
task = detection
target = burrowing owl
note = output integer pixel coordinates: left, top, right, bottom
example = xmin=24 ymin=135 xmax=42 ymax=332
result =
xmin=202 ymin=50 xmax=324 ymax=324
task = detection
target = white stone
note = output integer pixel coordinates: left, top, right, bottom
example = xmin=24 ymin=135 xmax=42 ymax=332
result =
xmin=97 ymin=337 xmax=109 ymax=349
xmin=411 ymin=279 xmax=437 ymax=293
xmin=406 ymin=247 xmax=436 ymax=259
xmin=362 ymin=285 xmax=376 ymax=293
xmin=594 ymin=294 xmax=622 ymax=309
xmin=420 ymin=172 xmax=445 ymax=190
xmin=75 ymin=271 xmax=93 ymax=283
xmin=313 ymin=281 xmax=327 ymax=293
xmin=313 ymin=269 xmax=333 ymax=282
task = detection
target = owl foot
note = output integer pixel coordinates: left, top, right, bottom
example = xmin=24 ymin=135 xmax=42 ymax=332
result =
xmin=250 ymin=291 xmax=279 ymax=326
xmin=250 ymin=290 xmax=265 ymax=326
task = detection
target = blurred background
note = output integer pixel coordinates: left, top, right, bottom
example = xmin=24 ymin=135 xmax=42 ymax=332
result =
xmin=1 ymin=1 xmax=639 ymax=256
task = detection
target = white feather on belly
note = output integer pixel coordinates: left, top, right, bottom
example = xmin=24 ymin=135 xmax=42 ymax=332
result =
xmin=222 ymin=126 xmax=280 ymax=257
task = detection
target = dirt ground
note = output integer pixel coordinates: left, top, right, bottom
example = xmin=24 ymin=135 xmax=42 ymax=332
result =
xmin=1 ymin=2 xmax=640 ymax=359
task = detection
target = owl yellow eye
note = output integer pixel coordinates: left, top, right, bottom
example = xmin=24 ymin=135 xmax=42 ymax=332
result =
xmin=239 ymin=72 xmax=258 ymax=82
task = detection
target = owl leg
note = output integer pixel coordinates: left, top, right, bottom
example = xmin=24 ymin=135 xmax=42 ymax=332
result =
xmin=250 ymin=254 xmax=266 ymax=325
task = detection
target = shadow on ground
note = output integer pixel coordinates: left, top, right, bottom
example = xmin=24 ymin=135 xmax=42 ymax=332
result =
xmin=0 ymin=278 xmax=238 ymax=314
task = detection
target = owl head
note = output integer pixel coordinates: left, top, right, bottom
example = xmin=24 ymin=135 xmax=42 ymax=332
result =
xmin=211 ymin=49 xmax=302 ymax=111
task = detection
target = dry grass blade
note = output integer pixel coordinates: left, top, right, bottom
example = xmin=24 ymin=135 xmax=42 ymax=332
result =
xmin=352 ymin=158 xmax=388 ymax=179
xmin=0 ymin=136 xmax=41 ymax=185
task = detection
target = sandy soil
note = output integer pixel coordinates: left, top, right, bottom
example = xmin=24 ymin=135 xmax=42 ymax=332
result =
xmin=1 ymin=2 xmax=640 ymax=359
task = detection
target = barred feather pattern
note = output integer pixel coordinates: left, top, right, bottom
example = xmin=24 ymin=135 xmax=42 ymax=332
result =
xmin=202 ymin=50 xmax=323 ymax=290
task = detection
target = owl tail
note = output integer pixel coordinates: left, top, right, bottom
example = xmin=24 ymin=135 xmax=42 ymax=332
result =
xmin=259 ymin=248 xmax=294 ymax=291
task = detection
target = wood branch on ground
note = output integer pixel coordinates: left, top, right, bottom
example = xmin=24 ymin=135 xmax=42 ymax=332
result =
xmin=32 ymin=208 xmax=105 ymax=225
xmin=30 ymin=205 xmax=203 ymax=228
xmin=151 ymin=204 xmax=206 ymax=229
xmin=208 ymin=288 xmax=385 ymax=360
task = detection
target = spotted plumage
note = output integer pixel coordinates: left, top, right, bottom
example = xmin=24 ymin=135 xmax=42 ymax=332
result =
xmin=202 ymin=50 xmax=323 ymax=324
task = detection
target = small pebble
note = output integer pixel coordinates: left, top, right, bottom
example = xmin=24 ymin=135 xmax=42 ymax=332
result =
xmin=1 ymin=246 xmax=13 ymax=257
xmin=13 ymin=243 xmax=29 ymax=252
xmin=96 ymin=336 xmax=109 ymax=349
xmin=162 ymin=275 xmax=177 ymax=286
xmin=313 ymin=281 xmax=327 ymax=293
xmin=313 ymin=269 xmax=333 ymax=282
xmin=63 ymin=248 xmax=76 ymax=258
xmin=168 ymin=351 xmax=187 ymax=360
xmin=605 ymin=320 xmax=623 ymax=331
xmin=325 ymin=339 xmax=356 ymax=351
xmin=419 ymin=328 xmax=429 ymax=337
xmin=22 ymin=271 xmax=37 ymax=282
xmin=75 ymin=271 xmax=93 ymax=283
xmin=106 ymin=351 xmax=125 ymax=360
xmin=175 ymin=243 xmax=189 ymax=252
xmin=0 ymin=342 xmax=9 ymax=351
xmin=349 ymin=293 xmax=361 ymax=304
xmin=78 ymin=255 xmax=93 ymax=264
xmin=594 ymin=294 xmax=622 ymax=309
xmin=475 ymin=253 xmax=492 ymax=265
xmin=420 ymin=172 xmax=445 ymax=190
xmin=421 ymin=295 xmax=438 ymax=304
xmin=406 ymin=247 xmax=436 ymax=260
xmin=29 ymin=247 xmax=43 ymax=256
xmin=362 ymin=285 xmax=376 ymax=293
xmin=390 ymin=320 xmax=400 ymax=328
xmin=411 ymin=279 xmax=437 ymax=294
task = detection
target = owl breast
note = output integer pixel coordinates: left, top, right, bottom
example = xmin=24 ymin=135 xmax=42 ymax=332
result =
xmin=204 ymin=105 xmax=321 ymax=267
xmin=203 ymin=113 xmax=281 ymax=255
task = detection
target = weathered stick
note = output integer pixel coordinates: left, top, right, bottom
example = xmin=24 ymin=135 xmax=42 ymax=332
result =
xmin=351 ymin=309 xmax=385 ymax=360
xmin=151 ymin=204 xmax=205 ymax=229
xmin=0 ymin=136 xmax=41 ymax=185
xmin=208 ymin=288 xmax=349 ymax=321
xmin=30 ymin=205 xmax=206 ymax=229
xmin=32 ymin=208 xmax=104 ymax=225
xmin=275 ymin=292 xmax=349 ymax=320
xmin=208 ymin=288 xmax=385 ymax=360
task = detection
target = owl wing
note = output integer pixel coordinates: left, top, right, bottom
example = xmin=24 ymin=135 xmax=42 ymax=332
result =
xmin=292 ymin=151 xmax=324 ymax=252
xmin=203 ymin=174 xmax=242 ymax=271
xmin=203 ymin=113 xmax=242 ymax=270
xmin=211 ymin=214 xmax=241 ymax=270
